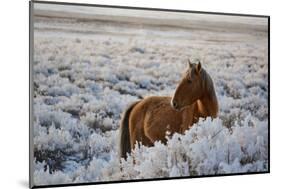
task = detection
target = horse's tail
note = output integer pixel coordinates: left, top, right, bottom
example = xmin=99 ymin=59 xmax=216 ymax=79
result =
xmin=119 ymin=101 xmax=140 ymax=160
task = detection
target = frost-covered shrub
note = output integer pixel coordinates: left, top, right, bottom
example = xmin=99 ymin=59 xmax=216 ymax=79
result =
xmin=33 ymin=117 xmax=268 ymax=184
xmin=117 ymin=117 xmax=268 ymax=179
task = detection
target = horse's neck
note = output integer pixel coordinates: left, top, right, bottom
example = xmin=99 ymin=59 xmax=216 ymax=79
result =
xmin=196 ymin=75 xmax=218 ymax=118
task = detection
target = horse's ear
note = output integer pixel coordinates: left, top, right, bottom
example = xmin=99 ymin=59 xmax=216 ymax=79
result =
xmin=188 ymin=59 xmax=192 ymax=68
xmin=196 ymin=61 xmax=202 ymax=74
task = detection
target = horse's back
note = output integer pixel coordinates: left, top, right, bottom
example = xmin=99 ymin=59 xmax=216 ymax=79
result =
xmin=130 ymin=96 xmax=173 ymax=120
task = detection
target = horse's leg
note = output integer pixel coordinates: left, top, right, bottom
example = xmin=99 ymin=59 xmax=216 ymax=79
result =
xmin=144 ymin=122 xmax=167 ymax=145
xmin=131 ymin=124 xmax=154 ymax=148
xmin=141 ymin=127 xmax=155 ymax=146
xmin=129 ymin=106 xmax=153 ymax=149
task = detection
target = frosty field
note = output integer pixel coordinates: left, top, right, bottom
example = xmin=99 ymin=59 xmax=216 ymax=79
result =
xmin=32 ymin=4 xmax=268 ymax=186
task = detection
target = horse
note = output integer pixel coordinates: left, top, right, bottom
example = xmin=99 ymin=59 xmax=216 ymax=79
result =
xmin=119 ymin=61 xmax=218 ymax=159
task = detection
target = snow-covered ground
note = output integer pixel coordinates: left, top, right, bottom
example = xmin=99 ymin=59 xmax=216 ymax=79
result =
xmin=32 ymin=3 xmax=268 ymax=186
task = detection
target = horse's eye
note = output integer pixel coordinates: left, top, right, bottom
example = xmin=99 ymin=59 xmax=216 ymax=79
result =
xmin=187 ymin=79 xmax=192 ymax=84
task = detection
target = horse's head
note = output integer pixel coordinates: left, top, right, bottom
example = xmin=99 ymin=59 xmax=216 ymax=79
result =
xmin=171 ymin=60 xmax=204 ymax=111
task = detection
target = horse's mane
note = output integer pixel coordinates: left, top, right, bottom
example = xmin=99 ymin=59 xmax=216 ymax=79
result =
xmin=200 ymin=68 xmax=217 ymax=101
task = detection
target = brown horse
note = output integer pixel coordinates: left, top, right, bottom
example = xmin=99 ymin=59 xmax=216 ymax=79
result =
xmin=119 ymin=61 xmax=218 ymax=159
